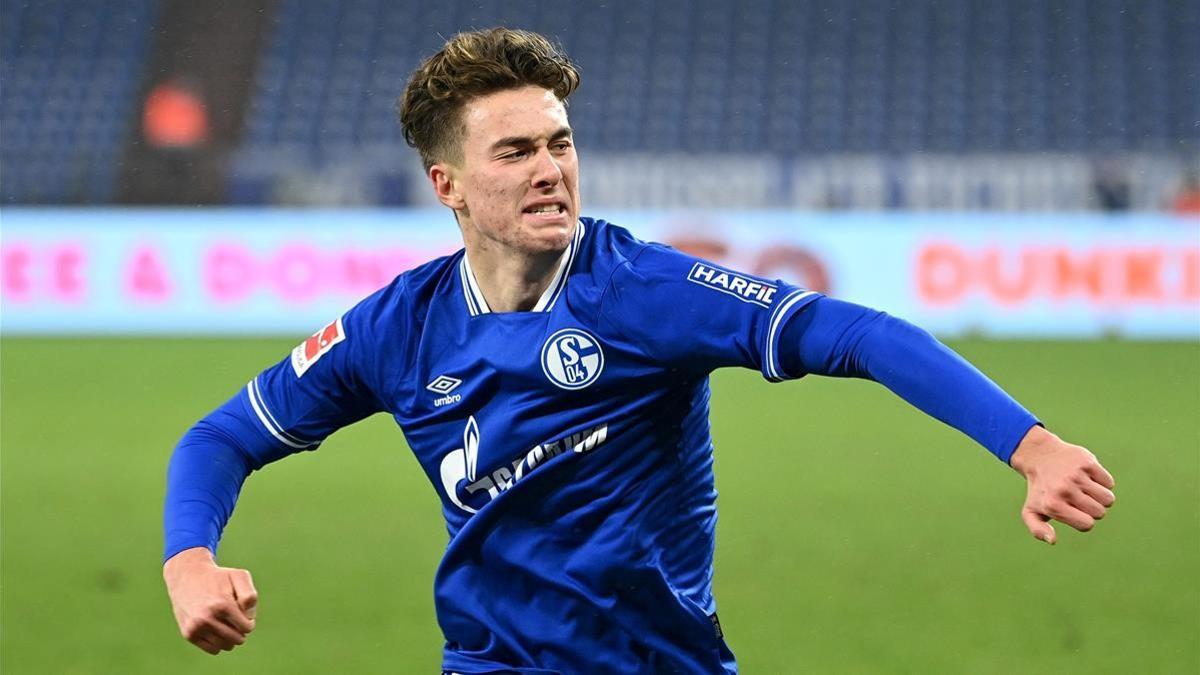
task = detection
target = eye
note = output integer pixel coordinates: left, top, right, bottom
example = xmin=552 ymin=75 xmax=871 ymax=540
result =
xmin=552 ymin=141 xmax=572 ymax=152
xmin=502 ymin=149 xmax=527 ymax=160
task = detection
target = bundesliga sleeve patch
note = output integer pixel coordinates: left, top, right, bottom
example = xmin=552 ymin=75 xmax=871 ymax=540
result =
xmin=686 ymin=262 xmax=777 ymax=307
xmin=290 ymin=317 xmax=346 ymax=377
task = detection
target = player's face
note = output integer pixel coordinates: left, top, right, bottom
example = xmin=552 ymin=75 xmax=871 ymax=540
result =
xmin=435 ymin=86 xmax=581 ymax=256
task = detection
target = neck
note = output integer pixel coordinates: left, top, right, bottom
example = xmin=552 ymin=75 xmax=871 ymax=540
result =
xmin=463 ymin=234 xmax=566 ymax=313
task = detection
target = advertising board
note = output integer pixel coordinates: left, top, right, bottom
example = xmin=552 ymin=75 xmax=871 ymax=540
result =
xmin=2 ymin=209 xmax=1196 ymax=338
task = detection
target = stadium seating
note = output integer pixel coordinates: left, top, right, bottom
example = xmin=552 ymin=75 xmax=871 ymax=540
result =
xmin=233 ymin=0 xmax=1197 ymax=158
xmin=1 ymin=0 xmax=158 ymax=203
xmin=2 ymin=0 xmax=1196 ymax=204
xmin=222 ymin=0 xmax=1196 ymax=204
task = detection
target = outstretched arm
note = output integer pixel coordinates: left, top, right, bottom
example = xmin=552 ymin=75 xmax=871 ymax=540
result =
xmin=780 ymin=297 xmax=1116 ymax=544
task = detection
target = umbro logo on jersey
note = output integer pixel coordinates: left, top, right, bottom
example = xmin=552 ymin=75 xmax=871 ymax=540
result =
xmin=687 ymin=262 xmax=777 ymax=307
xmin=427 ymin=375 xmax=462 ymax=394
xmin=427 ymin=375 xmax=463 ymax=407
xmin=541 ymin=328 xmax=604 ymax=390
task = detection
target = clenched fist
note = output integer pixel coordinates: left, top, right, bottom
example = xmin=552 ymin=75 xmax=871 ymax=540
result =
xmin=1010 ymin=425 xmax=1117 ymax=545
xmin=163 ymin=547 xmax=258 ymax=655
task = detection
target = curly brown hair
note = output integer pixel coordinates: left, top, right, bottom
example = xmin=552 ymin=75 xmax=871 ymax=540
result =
xmin=398 ymin=28 xmax=581 ymax=172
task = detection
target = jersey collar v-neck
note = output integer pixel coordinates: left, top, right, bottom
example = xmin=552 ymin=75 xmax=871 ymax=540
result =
xmin=458 ymin=220 xmax=586 ymax=317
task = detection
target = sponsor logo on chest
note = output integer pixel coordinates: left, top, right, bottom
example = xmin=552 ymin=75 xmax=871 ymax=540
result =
xmin=439 ymin=415 xmax=611 ymax=514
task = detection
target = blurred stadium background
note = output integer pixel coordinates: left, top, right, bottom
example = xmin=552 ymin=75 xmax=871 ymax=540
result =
xmin=1 ymin=1 xmax=1197 ymax=673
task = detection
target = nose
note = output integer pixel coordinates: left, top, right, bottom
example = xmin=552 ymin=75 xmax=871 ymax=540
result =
xmin=530 ymin=147 xmax=562 ymax=188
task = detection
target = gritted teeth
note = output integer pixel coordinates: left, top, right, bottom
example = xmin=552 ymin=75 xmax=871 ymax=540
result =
xmin=525 ymin=204 xmax=565 ymax=214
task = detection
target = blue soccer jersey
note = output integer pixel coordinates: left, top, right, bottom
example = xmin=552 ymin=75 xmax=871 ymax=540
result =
xmin=169 ymin=218 xmax=817 ymax=673
xmin=165 ymin=216 xmax=1037 ymax=673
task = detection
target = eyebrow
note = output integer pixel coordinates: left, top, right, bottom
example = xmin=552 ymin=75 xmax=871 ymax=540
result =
xmin=490 ymin=126 xmax=573 ymax=151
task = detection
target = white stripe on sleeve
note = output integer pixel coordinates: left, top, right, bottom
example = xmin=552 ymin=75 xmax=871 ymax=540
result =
xmin=246 ymin=378 xmax=316 ymax=449
xmin=764 ymin=290 xmax=818 ymax=381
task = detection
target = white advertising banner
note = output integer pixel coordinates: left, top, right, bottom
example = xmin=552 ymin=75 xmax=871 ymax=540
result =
xmin=1 ymin=208 xmax=1196 ymax=338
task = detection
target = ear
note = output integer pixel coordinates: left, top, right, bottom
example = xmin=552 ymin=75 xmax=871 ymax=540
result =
xmin=429 ymin=163 xmax=466 ymax=210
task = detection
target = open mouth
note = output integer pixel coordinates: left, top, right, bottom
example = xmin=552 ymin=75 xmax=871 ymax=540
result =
xmin=523 ymin=204 xmax=566 ymax=215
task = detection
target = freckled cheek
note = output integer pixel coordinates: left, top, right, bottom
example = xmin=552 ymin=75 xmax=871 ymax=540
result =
xmin=469 ymin=184 xmax=519 ymax=216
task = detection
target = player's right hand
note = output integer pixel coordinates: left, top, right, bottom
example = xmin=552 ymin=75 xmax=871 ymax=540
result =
xmin=163 ymin=547 xmax=258 ymax=655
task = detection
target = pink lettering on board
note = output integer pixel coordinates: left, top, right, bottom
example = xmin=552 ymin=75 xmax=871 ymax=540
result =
xmin=50 ymin=244 xmax=86 ymax=303
xmin=124 ymin=245 xmax=173 ymax=303
xmin=201 ymin=241 xmax=445 ymax=305
xmin=203 ymin=243 xmax=255 ymax=304
xmin=271 ymin=244 xmax=321 ymax=303
xmin=336 ymin=248 xmax=389 ymax=295
xmin=1 ymin=244 xmax=33 ymax=302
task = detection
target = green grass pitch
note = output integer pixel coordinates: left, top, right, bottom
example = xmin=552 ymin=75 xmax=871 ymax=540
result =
xmin=2 ymin=337 xmax=1197 ymax=674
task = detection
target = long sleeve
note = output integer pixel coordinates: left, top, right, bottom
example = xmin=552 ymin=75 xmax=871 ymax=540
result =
xmin=779 ymin=297 xmax=1038 ymax=463
xmin=163 ymin=394 xmax=275 ymax=562
xmin=163 ymin=298 xmax=393 ymax=563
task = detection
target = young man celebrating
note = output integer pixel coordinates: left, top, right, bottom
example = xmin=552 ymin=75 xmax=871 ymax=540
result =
xmin=163 ymin=28 xmax=1116 ymax=673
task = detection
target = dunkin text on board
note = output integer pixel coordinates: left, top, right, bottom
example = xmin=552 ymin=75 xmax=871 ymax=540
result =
xmin=917 ymin=242 xmax=1199 ymax=307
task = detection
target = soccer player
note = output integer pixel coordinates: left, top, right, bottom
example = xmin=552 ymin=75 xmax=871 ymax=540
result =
xmin=162 ymin=28 xmax=1117 ymax=672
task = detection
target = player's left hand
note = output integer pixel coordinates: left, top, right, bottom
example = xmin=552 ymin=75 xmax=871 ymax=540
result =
xmin=1009 ymin=425 xmax=1116 ymax=545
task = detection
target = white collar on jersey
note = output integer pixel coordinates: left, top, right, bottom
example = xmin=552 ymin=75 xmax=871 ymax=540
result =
xmin=459 ymin=219 xmax=586 ymax=316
